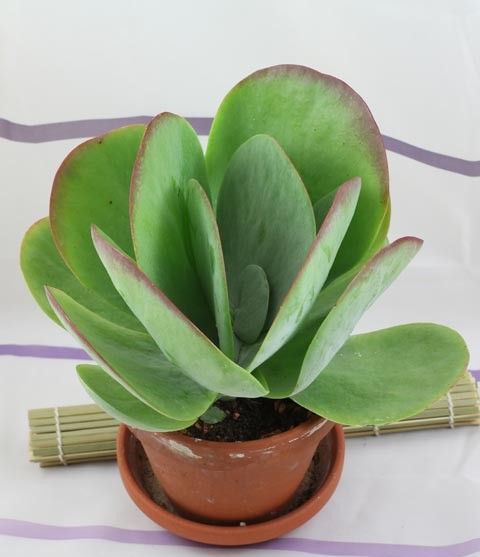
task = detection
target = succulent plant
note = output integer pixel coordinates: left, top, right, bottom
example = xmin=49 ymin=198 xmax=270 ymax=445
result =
xmin=21 ymin=65 xmax=469 ymax=432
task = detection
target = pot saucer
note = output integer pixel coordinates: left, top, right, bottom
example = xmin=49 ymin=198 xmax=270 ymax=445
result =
xmin=117 ymin=423 xmax=344 ymax=546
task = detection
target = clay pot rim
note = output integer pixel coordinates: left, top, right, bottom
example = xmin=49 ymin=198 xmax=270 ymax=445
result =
xmin=117 ymin=423 xmax=345 ymax=545
xmin=135 ymin=413 xmax=332 ymax=452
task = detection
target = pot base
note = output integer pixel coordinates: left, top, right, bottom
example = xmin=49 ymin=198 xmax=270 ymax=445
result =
xmin=117 ymin=423 xmax=345 ymax=546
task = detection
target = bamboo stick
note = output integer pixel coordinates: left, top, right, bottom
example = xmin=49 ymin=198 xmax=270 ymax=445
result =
xmin=28 ymin=372 xmax=480 ymax=467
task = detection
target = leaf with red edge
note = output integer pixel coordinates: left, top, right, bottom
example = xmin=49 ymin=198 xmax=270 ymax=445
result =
xmin=248 ymin=177 xmax=361 ymax=371
xmin=130 ymin=113 xmax=215 ymax=337
xmin=77 ymin=364 xmax=194 ymax=432
xmin=91 ymin=226 xmax=268 ymax=398
xmin=293 ymin=324 xmax=469 ymax=425
xmin=46 ymin=287 xmax=215 ymax=421
xmin=294 ymin=237 xmax=423 ymax=394
xmin=50 ymin=125 xmax=144 ymax=311
xmin=185 ymin=178 xmax=235 ymax=358
xmin=20 ymin=217 xmax=143 ymax=331
xmin=206 ymin=64 xmax=389 ymax=278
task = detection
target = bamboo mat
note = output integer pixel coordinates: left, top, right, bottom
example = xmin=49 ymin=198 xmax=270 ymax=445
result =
xmin=29 ymin=372 xmax=480 ymax=467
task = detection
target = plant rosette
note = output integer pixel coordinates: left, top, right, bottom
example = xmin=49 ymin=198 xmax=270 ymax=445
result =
xmin=21 ymin=65 xmax=469 ymax=541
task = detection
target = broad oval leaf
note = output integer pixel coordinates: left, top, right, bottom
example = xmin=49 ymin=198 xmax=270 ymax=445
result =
xmin=130 ymin=113 xmax=214 ymax=337
xmin=233 ymin=264 xmax=270 ymax=345
xmin=293 ymin=324 xmax=469 ymax=425
xmin=248 ymin=177 xmax=361 ymax=370
xmin=91 ymin=227 xmax=268 ymax=398
xmin=185 ymin=178 xmax=235 ymax=358
xmin=217 ymin=134 xmax=316 ymax=325
xmin=294 ymin=237 xmax=423 ymax=394
xmin=206 ymin=64 xmax=389 ymax=276
xmin=77 ymin=364 xmax=194 ymax=432
xmin=46 ymin=287 xmax=215 ymax=421
xmin=50 ymin=125 xmax=144 ymax=310
xmin=20 ymin=218 xmax=143 ymax=331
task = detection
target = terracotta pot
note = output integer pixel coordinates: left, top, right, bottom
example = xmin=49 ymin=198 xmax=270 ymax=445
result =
xmin=129 ymin=414 xmax=334 ymax=524
xmin=117 ymin=422 xmax=345 ymax=545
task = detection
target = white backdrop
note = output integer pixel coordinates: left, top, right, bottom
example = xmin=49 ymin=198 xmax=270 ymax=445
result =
xmin=1 ymin=1 xmax=479 ymax=555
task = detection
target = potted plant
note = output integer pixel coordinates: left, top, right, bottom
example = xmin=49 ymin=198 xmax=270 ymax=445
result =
xmin=21 ymin=65 xmax=469 ymax=545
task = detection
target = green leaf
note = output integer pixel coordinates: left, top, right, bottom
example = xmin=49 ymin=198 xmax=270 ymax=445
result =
xmin=130 ymin=113 xmax=215 ymax=337
xmin=253 ymin=231 xmax=413 ymax=398
xmin=313 ymin=188 xmax=338 ymax=228
xmin=20 ymin=218 xmax=143 ymax=331
xmin=216 ymin=134 xmax=316 ymax=325
xmin=297 ymin=204 xmax=391 ymax=337
xmin=206 ymin=65 xmax=388 ymax=277
xmin=366 ymin=198 xmax=391 ymax=255
xmin=253 ymin=232 xmax=408 ymax=398
xmin=200 ymin=406 xmax=226 ymax=424
xmin=233 ymin=264 xmax=270 ymax=345
xmin=248 ymin=178 xmax=361 ymax=370
xmin=293 ymin=323 xmax=469 ymax=425
xmin=185 ymin=178 xmax=235 ymax=358
xmin=50 ymin=125 xmax=144 ymax=310
xmin=253 ymin=326 xmax=316 ymax=398
xmin=77 ymin=364 xmax=193 ymax=432
xmin=91 ymin=227 xmax=268 ymax=398
xmin=294 ymin=237 xmax=423 ymax=394
xmin=46 ymin=287 xmax=215 ymax=421
xmin=298 ymin=264 xmax=363 ymax=334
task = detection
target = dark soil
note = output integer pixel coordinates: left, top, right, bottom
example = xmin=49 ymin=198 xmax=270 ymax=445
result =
xmin=185 ymin=398 xmax=311 ymax=442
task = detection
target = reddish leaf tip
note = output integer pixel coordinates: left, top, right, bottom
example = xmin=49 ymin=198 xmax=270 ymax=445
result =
xmin=44 ymin=285 xmax=66 ymax=322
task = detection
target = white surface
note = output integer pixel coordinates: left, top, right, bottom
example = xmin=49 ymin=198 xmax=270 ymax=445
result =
xmin=1 ymin=1 xmax=479 ymax=555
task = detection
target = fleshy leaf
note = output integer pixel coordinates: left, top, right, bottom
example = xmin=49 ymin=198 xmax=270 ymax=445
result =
xmin=298 ymin=264 xmax=363 ymax=334
xmin=50 ymin=125 xmax=144 ymax=310
xmin=248 ymin=178 xmax=361 ymax=370
xmin=20 ymin=218 xmax=143 ymax=331
xmin=200 ymin=406 xmax=227 ymax=424
xmin=366 ymin=198 xmax=391 ymax=256
xmin=293 ymin=324 xmax=469 ymax=425
xmin=254 ymin=232 xmax=412 ymax=398
xmin=46 ymin=287 xmax=215 ymax=421
xmin=130 ymin=113 xmax=214 ymax=337
xmin=233 ymin=264 xmax=270 ymax=344
xmin=253 ymin=327 xmax=316 ymax=398
xmin=216 ymin=134 xmax=316 ymax=325
xmin=313 ymin=187 xmax=338 ymax=228
xmin=77 ymin=364 xmax=194 ymax=432
xmin=206 ymin=65 xmax=388 ymax=276
xmin=294 ymin=237 xmax=423 ymax=394
xmin=185 ymin=178 xmax=235 ymax=358
xmin=91 ymin=227 xmax=268 ymax=398
xmin=297 ymin=206 xmax=391 ymax=336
